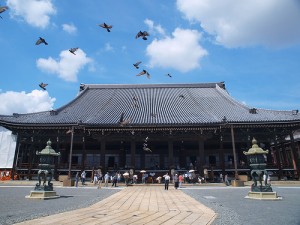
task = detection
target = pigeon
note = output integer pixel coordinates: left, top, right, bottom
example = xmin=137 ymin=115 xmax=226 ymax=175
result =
xmin=136 ymin=70 xmax=150 ymax=79
xmin=35 ymin=37 xmax=48 ymax=45
xmin=136 ymin=31 xmax=149 ymax=40
xmin=39 ymin=82 xmax=48 ymax=90
xmin=119 ymin=112 xmax=131 ymax=126
xmin=0 ymin=6 xmax=8 ymax=19
xmin=179 ymin=94 xmax=185 ymax=99
xmin=133 ymin=61 xmax=142 ymax=69
xmin=99 ymin=23 xmax=113 ymax=32
xmin=133 ymin=96 xmax=138 ymax=101
xmin=69 ymin=47 xmax=79 ymax=55
xmin=143 ymin=146 xmax=152 ymax=152
xmin=166 ymin=73 xmax=172 ymax=78
xmin=143 ymin=137 xmax=152 ymax=152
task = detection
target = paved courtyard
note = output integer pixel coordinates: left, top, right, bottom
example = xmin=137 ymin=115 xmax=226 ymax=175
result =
xmin=0 ymin=182 xmax=299 ymax=225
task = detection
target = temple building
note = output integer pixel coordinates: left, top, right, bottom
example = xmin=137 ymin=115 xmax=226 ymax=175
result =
xmin=0 ymin=82 xmax=299 ymax=180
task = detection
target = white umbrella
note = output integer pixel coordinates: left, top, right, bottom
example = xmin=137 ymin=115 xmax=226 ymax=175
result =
xmin=133 ymin=174 xmax=138 ymax=178
xmin=189 ymin=169 xmax=195 ymax=173
xmin=123 ymin=172 xmax=129 ymax=176
xmin=140 ymin=170 xmax=146 ymax=173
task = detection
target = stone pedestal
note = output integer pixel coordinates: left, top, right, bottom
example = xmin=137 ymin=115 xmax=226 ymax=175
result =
xmin=26 ymin=190 xmax=60 ymax=199
xmin=245 ymin=191 xmax=282 ymax=200
xmin=231 ymin=180 xmax=244 ymax=187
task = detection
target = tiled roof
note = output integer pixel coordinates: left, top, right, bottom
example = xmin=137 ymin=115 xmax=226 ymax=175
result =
xmin=0 ymin=82 xmax=300 ymax=127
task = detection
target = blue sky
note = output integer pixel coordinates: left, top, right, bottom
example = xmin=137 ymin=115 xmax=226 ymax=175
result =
xmin=0 ymin=0 xmax=300 ymax=115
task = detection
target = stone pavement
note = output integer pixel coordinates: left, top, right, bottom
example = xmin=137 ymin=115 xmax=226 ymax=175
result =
xmin=15 ymin=186 xmax=216 ymax=225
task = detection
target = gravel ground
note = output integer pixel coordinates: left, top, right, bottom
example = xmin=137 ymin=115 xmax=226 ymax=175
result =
xmin=0 ymin=186 xmax=121 ymax=225
xmin=181 ymin=186 xmax=300 ymax=225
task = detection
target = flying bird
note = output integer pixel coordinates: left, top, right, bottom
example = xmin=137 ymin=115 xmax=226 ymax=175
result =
xmin=166 ymin=73 xmax=172 ymax=78
xmin=69 ymin=47 xmax=79 ymax=55
xmin=119 ymin=112 xmax=131 ymax=126
xmin=133 ymin=61 xmax=142 ymax=69
xmin=136 ymin=70 xmax=150 ymax=79
xmin=143 ymin=137 xmax=152 ymax=152
xmin=35 ymin=37 xmax=48 ymax=45
xmin=39 ymin=82 xmax=48 ymax=90
xmin=99 ymin=23 xmax=113 ymax=32
xmin=136 ymin=31 xmax=149 ymax=40
xmin=0 ymin=6 xmax=8 ymax=19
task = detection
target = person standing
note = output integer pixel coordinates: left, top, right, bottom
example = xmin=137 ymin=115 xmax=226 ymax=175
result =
xmin=178 ymin=174 xmax=183 ymax=188
xmin=104 ymin=172 xmax=109 ymax=187
xmin=174 ymin=174 xmax=179 ymax=189
xmin=81 ymin=170 xmax=86 ymax=186
xmin=75 ymin=172 xmax=79 ymax=187
xmin=93 ymin=171 xmax=98 ymax=186
xmin=111 ymin=173 xmax=118 ymax=187
xmin=164 ymin=173 xmax=170 ymax=190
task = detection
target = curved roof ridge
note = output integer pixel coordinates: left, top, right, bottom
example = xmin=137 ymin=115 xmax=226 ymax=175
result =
xmin=82 ymin=82 xmax=223 ymax=89
xmin=215 ymin=85 xmax=250 ymax=110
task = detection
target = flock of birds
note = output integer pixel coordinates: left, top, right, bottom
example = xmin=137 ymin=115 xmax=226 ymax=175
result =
xmin=1 ymin=5 xmax=176 ymax=153
xmin=0 ymin=4 xmax=173 ymax=87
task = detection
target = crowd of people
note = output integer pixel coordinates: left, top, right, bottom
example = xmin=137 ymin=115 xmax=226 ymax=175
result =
xmin=73 ymin=169 xmax=235 ymax=189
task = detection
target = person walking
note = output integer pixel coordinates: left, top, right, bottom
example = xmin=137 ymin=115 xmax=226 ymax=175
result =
xmin=164 ymin=173 xmax=170 ymax=190
xmin=75 ymin=172 xmax=79 ymax=187
xmin=104 ymin=172 xmax=109 ymax=187
xmin=111 ymin=173 xmax=118 ymax=187
xmin=81 ymin=170 xmax=86 ymax=186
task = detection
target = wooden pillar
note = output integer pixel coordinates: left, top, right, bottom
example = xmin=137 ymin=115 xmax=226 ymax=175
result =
xmin=273 ymin=135 xmax=283 ymax=179
xmin=159 ymin=152 xmax=164 ymax=169
xmin=27 ymin=136 xmax=34 ymax=180
xmin=81 ymin=136 xmax=86 ymax=170
xmin=168 ymin=139 xmax=174 ymax=169
xmin=119 ymin=141 xmax=126 ymax=168
xmin=290 ymin=131 xmax=300 ymax=179
xmin=68 ymin=126 xmax=74 ymax=179
xmin=54 ymin=134 xmax=60 ymax=181
xmin=231 ymin=126 xmax=238 ymax=179
xmin=141 ymin=148 xmax=145 ymax=169
xmin=219 ymin=136 xmax=225 ymax=176
xmin=198 ymin=139 xmax=205 ymax=176
xmin=179 ymin=141 xmax=185 ymax=169
xmin=100 ymin=139 xmax=106 ymax=171
xmin=130 ymin=139 xmax=136 ymax=169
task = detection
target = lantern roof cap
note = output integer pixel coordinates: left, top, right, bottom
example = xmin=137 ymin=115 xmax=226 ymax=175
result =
xmin=36 ymin=139 xmax=60 ymax=156
xmin=243 ymin=138 xmax=269 ymax=155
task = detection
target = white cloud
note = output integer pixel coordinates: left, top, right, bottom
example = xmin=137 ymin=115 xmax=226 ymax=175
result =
xmin=176 ymin=0 xmax=300 ymax=48
xmin=62 ymin=23 xmax=77 ymax=34
xmin=7 ymin=0 xmax=56 ymax=29
xmin=144 ymin=18 xmax=166 ymax=36
xmin=0 ymin=90 xmax=55 ymax=115
xmin=146 ymin=28 xmax=208 ymax=72
xmin=36 ymin=49 xmax=92 ymax=82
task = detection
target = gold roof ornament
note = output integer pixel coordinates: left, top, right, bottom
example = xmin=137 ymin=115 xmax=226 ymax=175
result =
xmin=243 ymin=138 xmax=269 ymax=155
